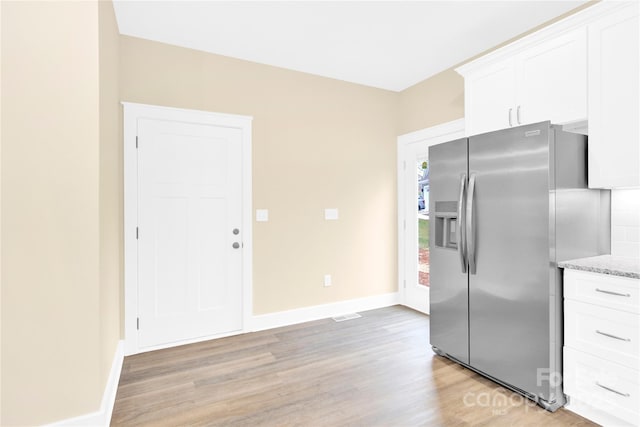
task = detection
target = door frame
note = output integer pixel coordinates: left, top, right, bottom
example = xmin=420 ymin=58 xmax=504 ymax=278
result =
xmin=397 ymin=119 xmax=465 ymax=314
xmin=123 ymin=102 xmax=253 ymax=355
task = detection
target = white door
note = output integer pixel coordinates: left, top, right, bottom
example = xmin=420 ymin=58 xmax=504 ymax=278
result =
xmin=398 ymin=120 xmax=465 ymax=315
xmin=137 ymin=118 xmax=243 ymax=349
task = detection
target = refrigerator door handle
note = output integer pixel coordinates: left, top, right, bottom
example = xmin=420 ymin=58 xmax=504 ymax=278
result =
xmin=466 ymin=173 xmax=477 ymax=274
xmin=457 ymin=174 xmax=467 ymax=273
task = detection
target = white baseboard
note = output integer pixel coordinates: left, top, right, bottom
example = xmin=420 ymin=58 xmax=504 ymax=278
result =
xmin=46 ymin=340 xmax=124 ymax=427
xmin=251 ymin=292 xmax=400 ymax=332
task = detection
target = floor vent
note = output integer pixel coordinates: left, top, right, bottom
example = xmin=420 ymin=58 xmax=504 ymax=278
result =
xmin=332 ymin=313 xmax=362 ymax=322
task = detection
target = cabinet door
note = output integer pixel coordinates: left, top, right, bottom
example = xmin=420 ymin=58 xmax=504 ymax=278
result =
xmin=465 ymin=59 xmax=516 ymax=136
xmin=517 ymin=28 xmax=587 ymax=126
xmin=588 ymin=4 xmax=640 ymax=188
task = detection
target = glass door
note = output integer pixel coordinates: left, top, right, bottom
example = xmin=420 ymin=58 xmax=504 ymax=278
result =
xmin=397 ymin=120 xmax=465 ymax=315
xmin=401 ymin=148 xmax=431 ymax=313
xmin=417 ymin=159 xmax=430 ymax=288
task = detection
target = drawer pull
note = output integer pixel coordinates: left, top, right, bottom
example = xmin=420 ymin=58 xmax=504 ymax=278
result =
xmin=595 ymin=288 xmax=631 ymax=297
xmin=596 ymin=382 xmax=630 ymax=397
xmin=596 ymin=330 xmax=631 ymax=342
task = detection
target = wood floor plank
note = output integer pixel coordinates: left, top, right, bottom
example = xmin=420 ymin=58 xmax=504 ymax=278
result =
xmin=111 ymin=305 xmax=595 ymax=426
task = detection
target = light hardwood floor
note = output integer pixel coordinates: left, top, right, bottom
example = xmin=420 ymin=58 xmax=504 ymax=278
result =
xmin=111 ymin=305 xmax=595 ymax=426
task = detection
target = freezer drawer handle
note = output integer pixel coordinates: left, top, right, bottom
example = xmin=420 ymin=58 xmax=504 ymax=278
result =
xmin=466 ymin=173 xmax=477 ymax=275
xmin=596 ymin=330 xmax=631 ymax=342
xmin=457 ymin=174 xmax=467 ymax=273
xmin=596 ymin=382 xmax=630 ymax=397
xmin=595 ymin=288 xmax=631 ymax=298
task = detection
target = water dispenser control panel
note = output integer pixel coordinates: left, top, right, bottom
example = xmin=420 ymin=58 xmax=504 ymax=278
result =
xmin=434 ymin=201 xmax=459 ymax=250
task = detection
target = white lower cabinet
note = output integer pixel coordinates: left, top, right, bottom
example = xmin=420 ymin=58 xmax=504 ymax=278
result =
xmin=564 ymin=270 xmax=640 ymax=426
xmin=565 ymin=299 xmax=639 ymax=369
xmin=564 ymin=347 xmax=639 ymax=424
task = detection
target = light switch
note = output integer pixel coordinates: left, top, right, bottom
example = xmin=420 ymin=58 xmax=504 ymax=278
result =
xmin=324 ymin=274 xmax=332 ymax=287
xmin=325 ymin=208 xmax=339 ymax=220
xmin=256 ymin=209 xmax=269 ymax=222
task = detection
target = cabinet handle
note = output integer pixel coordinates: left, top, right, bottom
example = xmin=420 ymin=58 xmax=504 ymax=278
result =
xmin=596 ymin=330 xmax=631 ymax=342
xmin=516 ymin=105 xmax=521 ymax=124
xmin=595 ymin=288 xmax=631 ymax=297
xmin=596 ymin=382 xmax=630 ymax=397
xmin=508 ymin=108 xmax=513 ymax=127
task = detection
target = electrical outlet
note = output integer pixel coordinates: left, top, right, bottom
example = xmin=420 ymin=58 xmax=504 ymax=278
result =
xmin=324 ymin=274 xmax=332 ymax=287
xmin=324 ymin=208 xmax=338 ymax=220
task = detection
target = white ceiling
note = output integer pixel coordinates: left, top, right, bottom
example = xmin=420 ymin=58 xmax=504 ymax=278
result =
xmin=113 ymin=1 xmax=588 ymax=92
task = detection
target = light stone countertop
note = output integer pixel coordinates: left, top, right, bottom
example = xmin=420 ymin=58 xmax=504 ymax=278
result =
xmin=558 ymin=254 xmax=640 ymax=280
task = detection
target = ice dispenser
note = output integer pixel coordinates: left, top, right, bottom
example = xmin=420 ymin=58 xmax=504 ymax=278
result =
xmin=434 ymin=201 xmax=459 ymax=250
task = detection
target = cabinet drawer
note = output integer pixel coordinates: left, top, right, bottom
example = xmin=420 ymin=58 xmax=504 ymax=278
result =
xmin=564 ymin=347 xmax=639 ymax=426
xmin=565 ymin=270 xmax=640 ymax=314
xmin=565 ymin=299 xmax=639 ymax=370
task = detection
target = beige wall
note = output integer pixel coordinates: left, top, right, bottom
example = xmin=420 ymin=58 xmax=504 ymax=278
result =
xmin=1 ymin=1 xmax=121 ymax=425
xmin=398 ymin=68 xmax=464 ymax=135
xmin=1 ymin=1 xmax=101 ymax=424
xmin=120 ymin=36 xmax=400 ymax=314
xmin=0 ymin=1 xmax=601 ymax=424
xmin=99 ymin=0 xmax=121 ymax=387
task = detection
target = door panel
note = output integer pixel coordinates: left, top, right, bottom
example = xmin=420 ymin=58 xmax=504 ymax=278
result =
xmin=429 ymin=138 xmax=469 ymax=364
xmin=154 ymin=197 xmax=189 ymax=315
xmin=138 ymin=119 xmax=243 ymax=349
xmin=468 ymin=123 xmax=551 ymax=398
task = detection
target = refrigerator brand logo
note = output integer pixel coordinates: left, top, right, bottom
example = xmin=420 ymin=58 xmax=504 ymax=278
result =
xmin=525 ymin=130 xmax=541 ymax=137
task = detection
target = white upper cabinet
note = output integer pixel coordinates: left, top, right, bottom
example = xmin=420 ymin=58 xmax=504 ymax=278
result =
xmin=588 ymin=3 xmax=639 ymax=189
xmin=517 ymin=28 xmax=587 ymax=126
xmin=464 ymin=59 xmax=516 ymax=135
xmin=457 ymin=1 xmax=640 ymax=189
xmin=459 ymin=28 xmax=587 ymax=136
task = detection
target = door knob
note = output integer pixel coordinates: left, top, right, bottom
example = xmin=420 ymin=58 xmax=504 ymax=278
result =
xmin=232 ymin=228 xmax=240 ymax=235
xmin=232 ymin=242 xmax=240 ymax=249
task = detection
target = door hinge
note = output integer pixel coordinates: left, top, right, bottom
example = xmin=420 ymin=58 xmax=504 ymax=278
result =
xmin=137 ymin=317 xmax=139 ymax=330
xmin=403 ymin=219 xmax=406 ymax=231
xmin=403 ymin=279 xmax=406 ymax=289
xmin=136 ymin=136 xmax=138 ymax=148
xmin=403 ymin=160 xmax=407 ymax=171
xmin=136 ymin=227 xmax=139 ymax=240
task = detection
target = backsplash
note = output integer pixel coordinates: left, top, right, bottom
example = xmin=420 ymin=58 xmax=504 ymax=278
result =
xmin=611 ymin=188 xmax=640 ymax=258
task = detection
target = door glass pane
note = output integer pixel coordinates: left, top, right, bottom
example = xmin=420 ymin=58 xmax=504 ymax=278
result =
xmin=418 ymin=160 xmax=429 ymax=287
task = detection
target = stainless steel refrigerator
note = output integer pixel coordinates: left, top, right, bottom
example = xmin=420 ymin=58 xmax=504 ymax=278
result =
xmin=429 ymin=121 xmax=610 ymax=411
